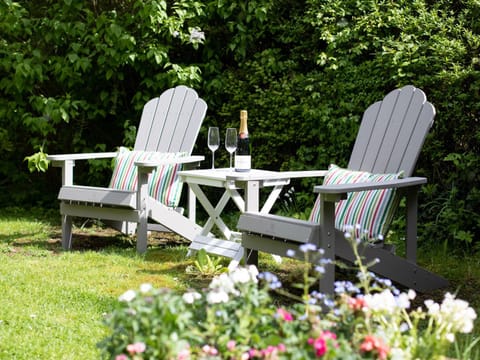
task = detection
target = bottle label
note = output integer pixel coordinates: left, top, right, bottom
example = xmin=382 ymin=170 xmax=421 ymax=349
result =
xmin=235 ymin=155 xmax=251 ymax=172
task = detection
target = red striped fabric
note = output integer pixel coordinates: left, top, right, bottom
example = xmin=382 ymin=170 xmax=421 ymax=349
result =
xmin=309 ymin=164 xmax=403 ymax=240
xmin=109 ymin=147 xmax=186 ymax=207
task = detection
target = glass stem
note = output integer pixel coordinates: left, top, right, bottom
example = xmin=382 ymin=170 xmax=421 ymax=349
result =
xmin=212 ymin=151 xmax=215 ymax=169
xmin=230 ymin=154 xmax=233 ymax=169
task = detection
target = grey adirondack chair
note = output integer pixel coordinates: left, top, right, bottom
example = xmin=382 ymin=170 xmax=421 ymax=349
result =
xmin=238 ymin=85 xmax=448 ymax=293
xmin=48 ymin=85 xmax=207 ymax=253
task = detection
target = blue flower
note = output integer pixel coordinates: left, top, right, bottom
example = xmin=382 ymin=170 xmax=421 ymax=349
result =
xmin=334 ymin=280 xmax=360 ymax=294
xmin=258 ymin=272 xmax=282 ymax=289
xmin=299 ymin=243 xmax=317 ymax=253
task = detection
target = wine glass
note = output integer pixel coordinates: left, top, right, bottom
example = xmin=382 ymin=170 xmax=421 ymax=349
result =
xmin=225 ymin=128 xmax=237 ymax=170
xmin=207 ymin=127 xmax=220 ymax=169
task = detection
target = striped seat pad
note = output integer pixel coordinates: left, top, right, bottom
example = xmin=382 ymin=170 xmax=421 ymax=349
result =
xmin=109 ymin=147 xmax=187 ymax=207
xmin=309 ymin=164 xmax=403 ymax=240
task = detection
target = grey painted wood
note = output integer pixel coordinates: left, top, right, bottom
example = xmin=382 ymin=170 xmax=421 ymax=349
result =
xmin=54 ymin=86 xmax=207 ymax=252
xmin=59 ymin=186 xmax=136 ymax=208
xmin=238 ymin=213 xmax=319 ymax=243
xmin=313 ymin=177 xmax=427 ymax=194
xmin=135 ymin=85 xmax=207 ymax=153
xmin=238 ymin=85 xmax=447 ymax=293
xmin=190 ymin=235 xmax=243 ymax=259
xmin=348 ymin=85 xmax=435 ymax=176
xmin=60 ymin=203 xmax=140 ymax=222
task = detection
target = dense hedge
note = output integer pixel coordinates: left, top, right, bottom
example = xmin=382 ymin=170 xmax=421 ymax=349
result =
xmin=1 ymin=0 xmax=479 ymax=249
xmin=199 ymin=0 xmax=480 ymax=249
xmin=0 ymin=0 xmax=204 ymax=201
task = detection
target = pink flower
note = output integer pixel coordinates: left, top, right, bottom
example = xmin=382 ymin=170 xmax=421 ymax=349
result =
xmin=247 ymin=344 xmax=286 ymax=359
xmin=115 ymin=355 xmax=128 ymax=360
xmin=276 ymin=308 xmax=294 ymax=321
xmin=322 ymin=331 xmax=337 ymax=341
xmin=227 ymin=340 xmax=236 ymax=351
xmin=202 ymin=344 xmax=219 ymax=356
xmin=308 ymin=331 xmax=338 ymax=357
xmin=126 ymin=342 xmax=146 ymax=355
xmin=177 ymin=347 xmax=191 ymax=360
xmin=308 ymin=337 xmax=327 ymax=357
xmin=262 ymin=345 xmax=276 ymax=356
xmin=359 ymin=335 xmax=390 ymax=360
xmin=347 ymin=296 xmax=367 ymax=311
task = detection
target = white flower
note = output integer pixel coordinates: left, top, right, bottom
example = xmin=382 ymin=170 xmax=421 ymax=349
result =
xmin=207 ymin=289 xmax=229 ymax=304
xmin=118 ymin=289 xmax=136 ymax=302
xmin=364 ymin=289 xmax=397 ymax=312
xmin=247 ymin=265 xmax=259 ymax=282
xmin=139 ymin=283 xmax=153 ymax=294
xmin=182 ymin=291 xmax=201 ymax=304
xmin=396 ymin=292 xmax=412 ymax=309
xmin=189 ymin=27 xmax=205 ymax=42
xmin=407 ymin=289 xmax=416 ymax=300
xmin=230 ymin=267 xmax=251 ymax=284
xmin=389 ymin=347 xmax=408 ymax=360
xmin=424 ymin=299 xmax=440 ymax=315
xmin=440 ymin=293 xmax=477 ymax=333
xmin=425 ymin=293 xmax=477 ymax=336
xmin=446 ymin=333 xmax=455 ymax=343
xmin=209 ymin=273 xmax=238 ymax=296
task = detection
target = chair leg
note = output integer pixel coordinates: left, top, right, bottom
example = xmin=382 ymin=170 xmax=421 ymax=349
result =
xmin=62 ymin=214 xmax=73 ymax=250
xmin=318 ymin=197 xmax=337 ymax=295
xmin=335 ymin=233 xmax=448 ymax=292
xmin=136 ymin=166 xmax=151 ymax=254
xmin=245 ymin=248 xmax=259 ymax=266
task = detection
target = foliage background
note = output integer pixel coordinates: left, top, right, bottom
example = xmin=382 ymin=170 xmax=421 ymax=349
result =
xmin=1 ymin=0 xmax=479 ymax=250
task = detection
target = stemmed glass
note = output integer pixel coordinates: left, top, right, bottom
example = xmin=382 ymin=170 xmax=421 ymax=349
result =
xmin=225 ymin=128 xmax=237 ymax=170
xmin=207 ymin=127 xmax=220 ymax=169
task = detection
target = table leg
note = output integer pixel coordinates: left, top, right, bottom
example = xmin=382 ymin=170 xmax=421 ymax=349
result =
xmin=187 ymin=186 xmax=196 ymax=223
xmin=242 ymin=180 xmax=260 ymax=265
xmin=189 ymin=183 xmax=235 ymax=240
xmin=261 ymin=184 xmax=283 ymax=213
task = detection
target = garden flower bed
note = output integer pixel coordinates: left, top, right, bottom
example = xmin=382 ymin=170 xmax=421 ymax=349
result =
xmin=100 ymin=238 xmax=477 ymax=360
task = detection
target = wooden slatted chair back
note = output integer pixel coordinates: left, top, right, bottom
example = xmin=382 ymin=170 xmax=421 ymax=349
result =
xmin=134 ymin=85 xmax=208 ymax=154
xmin=348 ymin=85 xmax=435 ymax=177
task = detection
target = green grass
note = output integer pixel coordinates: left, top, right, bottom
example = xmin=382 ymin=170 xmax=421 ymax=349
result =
xmin=0 ymin=207 xmax=479 ymax=359
xmin=0 ymin=207 xmax=198 ymax=359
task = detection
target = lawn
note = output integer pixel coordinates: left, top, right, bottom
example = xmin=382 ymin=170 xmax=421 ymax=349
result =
xmin=0 ymin=206 xmax=479 ymax=359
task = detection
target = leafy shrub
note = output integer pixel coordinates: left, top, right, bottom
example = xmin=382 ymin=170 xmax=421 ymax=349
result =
xmin=0 ymin=0 xmax=204 ymax=204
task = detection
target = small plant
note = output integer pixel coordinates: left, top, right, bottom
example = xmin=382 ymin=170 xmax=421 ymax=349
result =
xmin=100 ymin=229 xmax=477 ymax=359
xmin=185 ymin=249 xmax=227 ymax=277
xmin=276 ymin=186 xmax=311 ymax=220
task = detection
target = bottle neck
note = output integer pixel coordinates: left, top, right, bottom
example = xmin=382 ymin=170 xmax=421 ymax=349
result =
xmin=239 ymin=110 xmax=248 ymax=135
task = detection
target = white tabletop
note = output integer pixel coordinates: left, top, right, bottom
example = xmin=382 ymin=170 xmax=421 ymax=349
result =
xmin=179 ymin=168 xmax=327 ymax=182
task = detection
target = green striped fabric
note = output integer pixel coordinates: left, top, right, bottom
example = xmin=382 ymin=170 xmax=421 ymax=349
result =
xmin=109 ymin=147 xmax=187 ymax=207
xmin=309 ymin=164 xmax=403 ymax=240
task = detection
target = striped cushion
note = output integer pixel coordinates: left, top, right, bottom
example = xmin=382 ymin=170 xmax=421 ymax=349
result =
xmin=109 ymin=147 xmax=186 ymax=207
xmin=309 ymin=164 xmax=403 ymax=240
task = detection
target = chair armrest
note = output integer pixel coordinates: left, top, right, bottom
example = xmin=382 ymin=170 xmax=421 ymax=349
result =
xmin=47 ymin=152 xmax=118 ymax=162
xmin=314 ymin=177 xmax=427 ymax=195
xmin=48 ymin=152 xmax=118 ymax=186
xmin=135 ymin=155 xmax=204 ymax=169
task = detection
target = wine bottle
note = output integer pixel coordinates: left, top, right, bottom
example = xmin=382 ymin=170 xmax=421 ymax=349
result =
xmin=234 ymin=110 xmax=251 ymax=172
